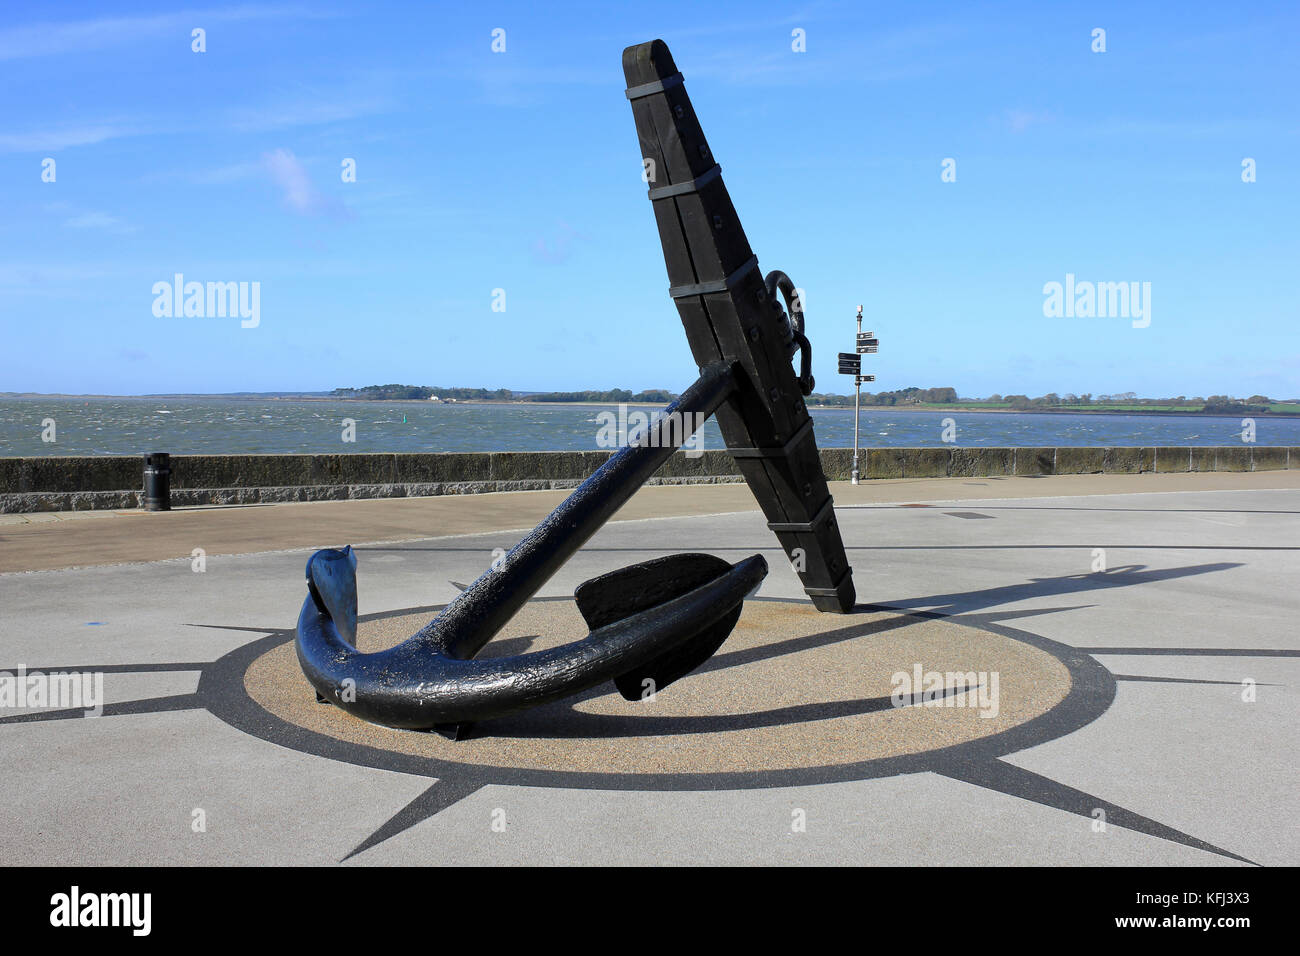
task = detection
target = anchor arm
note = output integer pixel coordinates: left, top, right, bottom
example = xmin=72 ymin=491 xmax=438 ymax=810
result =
xmin=296 ymin=548 xmax=767 ymax=727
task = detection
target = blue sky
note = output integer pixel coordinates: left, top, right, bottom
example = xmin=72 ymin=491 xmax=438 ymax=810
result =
xmin=1 ymin=1 xmax=1297 ymax=398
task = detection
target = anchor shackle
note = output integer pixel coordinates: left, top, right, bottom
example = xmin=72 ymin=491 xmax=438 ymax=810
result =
xmin=765 ymin=269 xmax=815 ymax=397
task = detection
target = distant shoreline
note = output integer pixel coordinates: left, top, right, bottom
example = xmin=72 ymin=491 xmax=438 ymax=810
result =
xmin=4 ymin=394 xmax=1298 ymax=419
xmin=807 ymin=404 xmax=1300 ymax=419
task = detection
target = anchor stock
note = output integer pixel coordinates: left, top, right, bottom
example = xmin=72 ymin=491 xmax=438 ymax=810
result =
xmin=624 ymin=39 xmax=854 ymax=613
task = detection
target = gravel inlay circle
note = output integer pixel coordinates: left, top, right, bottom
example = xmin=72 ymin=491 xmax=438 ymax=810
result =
xmin=244 ymin=599 xmax=1071 ymax=775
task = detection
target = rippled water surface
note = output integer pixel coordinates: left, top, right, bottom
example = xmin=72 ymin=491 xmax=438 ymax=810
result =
xmin=1 ymin=398 xmax=1294 ymax=456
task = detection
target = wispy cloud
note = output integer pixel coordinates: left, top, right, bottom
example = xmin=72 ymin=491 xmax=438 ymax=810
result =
xmin=531 ymin=220 xmax=588 ymax=265
xmin=65 ymin=208 xmax=135 ymax=231
xmin=0 ymin=123 xmax=138 ymax=153
xmin=66 ymin=211 xmax=124 ymax=230
xmin=686 ymin=19 xmax=967 ymax=86
xmin=1004 ymin=109 xmax=1055 ymax=133
xmin=261 ymin=148 xmax=348 ymax=218
xmin=182 ymin=160 xmax=264 ymax=184
xmin=428 ymin=57 xmax=607 ymax=108
xmin=42 ymin=202 xmax=135 ymax=234
xmin=1083 ymin=117 xmax=1277 ymax=138
xmin=0 ymin=263 xmax=118 ymax=291
xmin=228 ymin=94 xmax=391 ymax=132
xmin=0 ymin=5 xmax=328 ymax=61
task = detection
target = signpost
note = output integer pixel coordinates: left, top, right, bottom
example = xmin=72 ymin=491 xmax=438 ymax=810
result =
xmin=840 ymin=307 xmax=879 ymax=484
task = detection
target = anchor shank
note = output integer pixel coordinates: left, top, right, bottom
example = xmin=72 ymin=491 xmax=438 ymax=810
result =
xmin=426 ymin=360 xmax=738 ymax=660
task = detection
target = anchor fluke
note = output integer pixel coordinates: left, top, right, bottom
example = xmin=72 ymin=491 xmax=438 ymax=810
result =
xmin=306 ymin=546 xmax=358 ymax=647
xmin=575 ymin=553 xmax=753 ymax=701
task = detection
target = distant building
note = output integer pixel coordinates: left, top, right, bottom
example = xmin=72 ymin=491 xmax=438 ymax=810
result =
xmin=428 ymin=395 xmax=440 ymax=402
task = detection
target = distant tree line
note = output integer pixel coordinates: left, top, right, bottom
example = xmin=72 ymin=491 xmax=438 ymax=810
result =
xmin=519 ymin=389 xmax=678 ymax=403
xmin=332 ymin=384 xmax=1279 ymax=414
xmin=984 ymin=392 xmax=1274 ymax=413
xmin=808 ymin=386 xmax=959 ymax=407
xmin=1202 ymin=395 xmax=1273 ymax=414
xmin=332 ymin=385 xmax=514 ymax=401
xmin=331 ymin=385 xmax=678 ymax=403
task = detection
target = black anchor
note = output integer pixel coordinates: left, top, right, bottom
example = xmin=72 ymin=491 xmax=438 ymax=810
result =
xmin=296 ymin=40 xmax=855 ymax=737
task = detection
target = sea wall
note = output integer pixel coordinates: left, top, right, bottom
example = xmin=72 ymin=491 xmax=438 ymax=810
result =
xmin=1 ymin=446 xmax=1294 ymax=513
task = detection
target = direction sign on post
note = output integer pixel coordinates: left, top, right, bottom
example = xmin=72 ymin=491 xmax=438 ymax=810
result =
xmin=850 ymin=308 xmax=878 ymax=486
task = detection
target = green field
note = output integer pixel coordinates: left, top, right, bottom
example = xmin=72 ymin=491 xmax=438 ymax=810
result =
xmin=899 ymin=402 xmax=1300 ymax=415
xmin=1056 ymin=404 xmax=1192 ymax=412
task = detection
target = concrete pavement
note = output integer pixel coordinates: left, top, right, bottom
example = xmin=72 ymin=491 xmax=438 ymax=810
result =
xmin=3 ymin=470 xmax=1297 ymax=573
xmin=0 ymin=472 xmax=1295 ymax=865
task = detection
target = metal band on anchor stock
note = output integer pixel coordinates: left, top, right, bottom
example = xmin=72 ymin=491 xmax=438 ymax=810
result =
xmin=669 ymin=255 xmax=758 ymax=299
xmin=624 ymin=72 xmax=684 ymax=99
xmin=766 ymin=496 xmax=836 ymax=534
xmin=802 ymin=568 xmax=855 ymax=598
xmin=729 ymin=419 xmax=814 ymax=460
xmin=648 ymin=164 xmax=722 ymax=200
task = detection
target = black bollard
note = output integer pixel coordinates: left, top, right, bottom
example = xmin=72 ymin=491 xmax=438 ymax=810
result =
xmin=143 ymin=452 xmax=171 ymax=512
